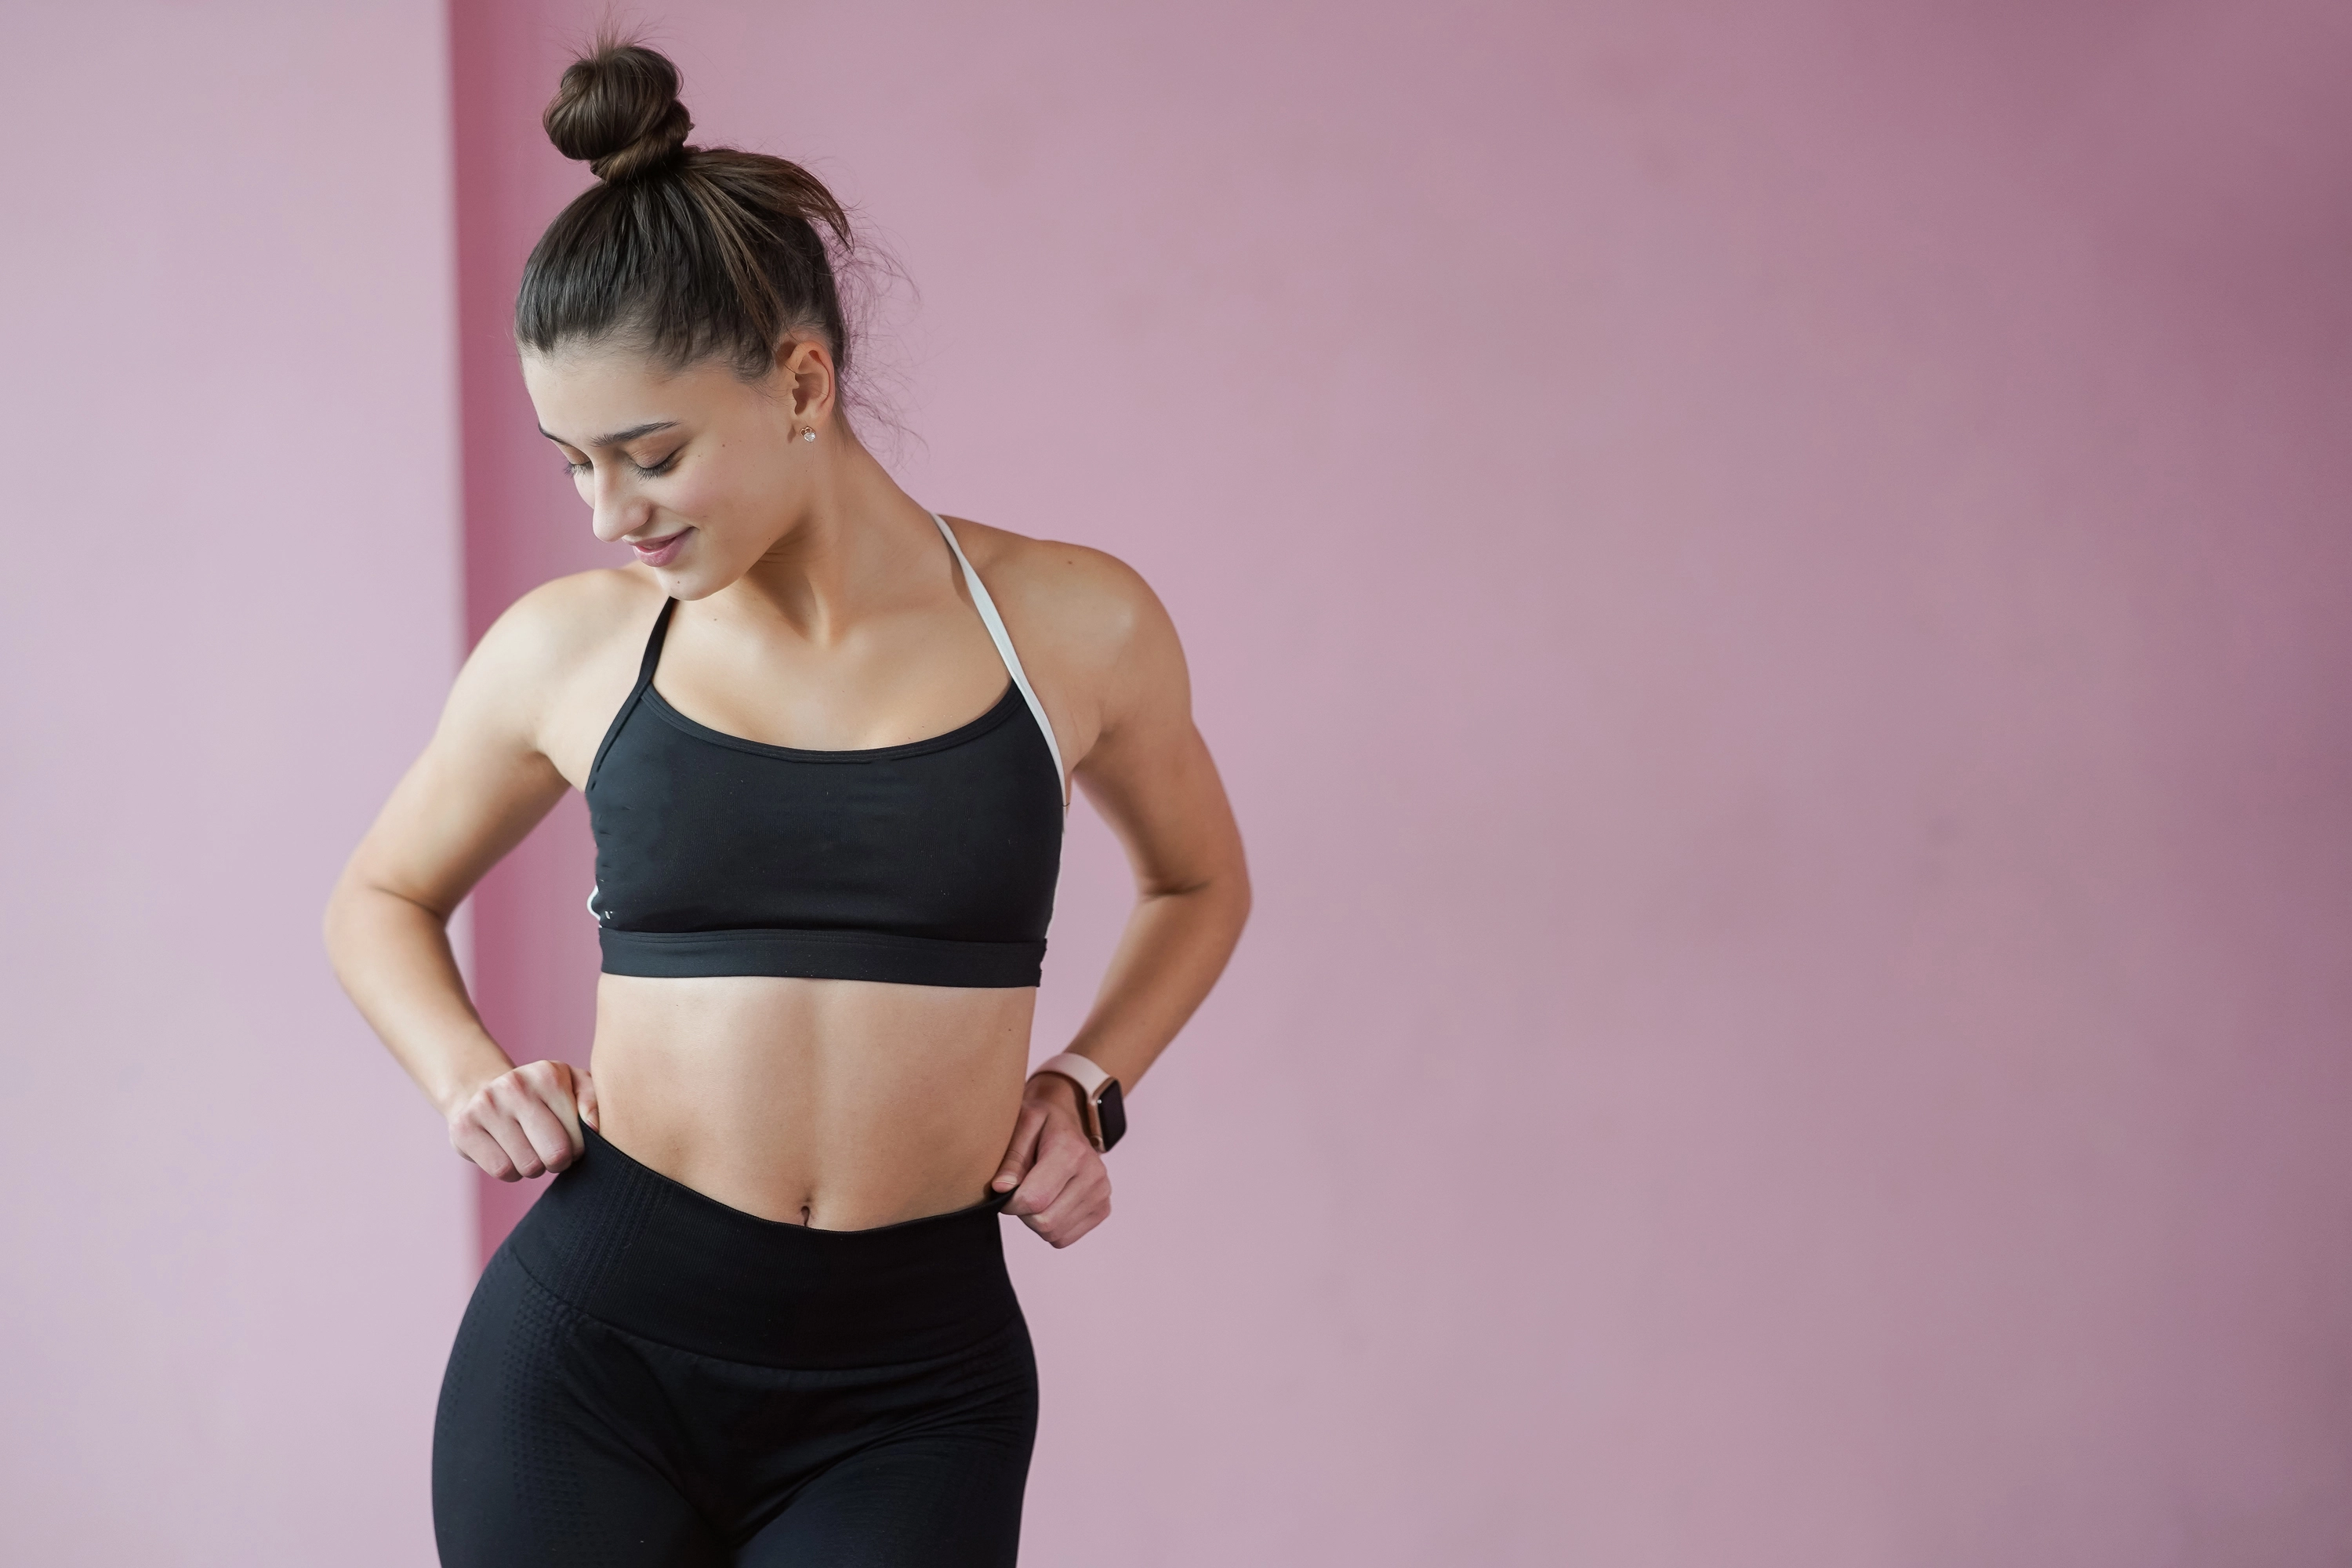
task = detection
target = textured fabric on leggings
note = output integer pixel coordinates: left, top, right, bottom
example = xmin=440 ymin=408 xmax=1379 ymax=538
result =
xmin=433 ymin=1125 xmax=1036 ymax=1566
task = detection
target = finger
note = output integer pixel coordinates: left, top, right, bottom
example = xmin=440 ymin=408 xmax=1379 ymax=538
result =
xmin=575 ymin=1068 xmax=599 ymax=1132
xmin=495 ymin=1077 xmax=578 ymax=1174
xmin=479 ymin=1083 xmax=557 ymax=1178
xmin=1005 ymin=1129 xmax=1087 ymax=1218
xmin=991 ymin=1105 xmax=1047 ymax=1192
xmin=1027 ymin=1196 xmax=1109 ymax=1248
xmin=477 ymin=1107 xmax=546 ymax=1180
xmin=452 ymin=1076 xmax=545 ymax=1178
xmin=499 ymin=1062 xmax=582 ymax=1167
xmin=1023 ymin=1167 xmax=1112 ymax=1248
xmin=511 ymin=1061 xmax=585 ymax=1160
xmin=545 ymin=1062 xmax=584 ymax=1157
xmin=451 ymin=1119 xmax=517 ymax=1181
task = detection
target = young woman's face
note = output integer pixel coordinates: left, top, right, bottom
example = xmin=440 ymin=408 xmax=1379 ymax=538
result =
xmin=521 ymin=343 xmax=814 ymax=599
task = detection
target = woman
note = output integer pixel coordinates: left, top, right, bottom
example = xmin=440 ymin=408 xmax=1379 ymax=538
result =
xmin=324 ymin=40 xmax=1247 ymax=1566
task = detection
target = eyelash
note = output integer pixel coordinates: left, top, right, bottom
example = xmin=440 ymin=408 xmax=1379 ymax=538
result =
xmin=566 ymin=452 xmax=680 ymax=478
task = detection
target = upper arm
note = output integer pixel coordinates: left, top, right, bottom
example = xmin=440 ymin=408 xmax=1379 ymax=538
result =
xmin=1044 ymin=550 xmax=1245 ymax=898
xmin=337 ymin=573 xmax=637 ymax=920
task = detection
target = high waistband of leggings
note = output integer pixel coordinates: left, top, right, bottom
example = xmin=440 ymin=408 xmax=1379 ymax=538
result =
xmin=503 ymin=1123 xmax=1021 ymax=1370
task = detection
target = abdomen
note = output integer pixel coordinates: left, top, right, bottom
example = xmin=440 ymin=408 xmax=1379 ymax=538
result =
xmin=586 ymin=974 xmax=1036 ymax=1229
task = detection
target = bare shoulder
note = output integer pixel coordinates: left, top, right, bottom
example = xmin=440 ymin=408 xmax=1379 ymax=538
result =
xmin=940 ymin=515 xmax=1173 ymax=673
xmin=939 ymin=516 xmax=1188 ymax=760
xmin=471 ymin=565 xmax=665 ymax=676
xmin=445 ymin=567 xmax=666 ymax=764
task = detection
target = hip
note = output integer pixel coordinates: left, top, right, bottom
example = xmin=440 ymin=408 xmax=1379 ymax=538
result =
xmin=502 ymin=1120 xmax=1023 ymax=1369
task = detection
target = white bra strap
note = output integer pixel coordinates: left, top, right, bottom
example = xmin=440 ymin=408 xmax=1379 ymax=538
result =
xmin=930 ymin=511 xmax=1068 ymax=807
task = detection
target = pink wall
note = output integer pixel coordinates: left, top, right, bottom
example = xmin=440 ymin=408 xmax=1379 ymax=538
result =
xmin=0 ymin=4 xmax=470 ymax=1563
xmin=449 ymin=0 xmax=614 ymax=1254
xmin=10 ymin=0 xmax=2338 ymax=1562
xmin=450 ymin=3 xmax=2352 ymax=1563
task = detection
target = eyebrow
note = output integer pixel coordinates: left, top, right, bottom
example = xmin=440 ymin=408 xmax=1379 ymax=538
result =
xmin=539 ymin=419 xmax=679 ymax=449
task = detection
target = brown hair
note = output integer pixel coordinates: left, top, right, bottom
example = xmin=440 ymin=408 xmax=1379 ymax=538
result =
xmin=515 ymin=38 xmax=859 ymax=391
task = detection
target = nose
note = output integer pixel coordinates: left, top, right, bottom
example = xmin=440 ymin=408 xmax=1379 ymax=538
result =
xmin=586 ymin=469 xmax=652 ymax=544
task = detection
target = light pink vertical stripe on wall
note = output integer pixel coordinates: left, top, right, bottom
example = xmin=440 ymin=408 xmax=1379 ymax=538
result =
xmin=0 ymin=3 xmax=468 ymax=1562
xmin=450 ymin=2 xmax=2352 ymax=1563
xmin=448 ymin=0 xmax=619 ymax=1258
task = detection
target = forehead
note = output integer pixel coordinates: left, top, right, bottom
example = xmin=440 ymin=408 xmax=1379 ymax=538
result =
xmin=520 ymin=344 xmax=742 ymax=441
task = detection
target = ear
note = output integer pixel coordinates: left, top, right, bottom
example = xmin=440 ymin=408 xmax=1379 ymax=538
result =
xmin=775 ymin=338 xmax=837 ymax=429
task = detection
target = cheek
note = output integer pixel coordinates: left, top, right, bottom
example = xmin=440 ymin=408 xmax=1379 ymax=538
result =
xmin=667 ymin=445 xmax=776 ymax=527
xmin=662 ymin=469 xmax=731 ymax=519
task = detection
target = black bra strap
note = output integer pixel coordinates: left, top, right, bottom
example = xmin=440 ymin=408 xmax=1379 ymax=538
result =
xmin=586 ymin=598 xmax=681 ymax=793
xmin=635 ymin=599 xmax=679 ymax=692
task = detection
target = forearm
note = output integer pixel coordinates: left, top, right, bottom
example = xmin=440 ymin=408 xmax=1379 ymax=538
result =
xmin=324 ymin=877 xmax=514 ymax=1117
xmin=1054 ymin=869 xmax=1249 ymax=1092
xmin=1000 ymin=871 xmax=1241 ymax=1245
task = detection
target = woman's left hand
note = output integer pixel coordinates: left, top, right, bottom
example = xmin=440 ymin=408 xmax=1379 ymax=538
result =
xmin=992 ymin=1074 xmax=1112 ymax=1247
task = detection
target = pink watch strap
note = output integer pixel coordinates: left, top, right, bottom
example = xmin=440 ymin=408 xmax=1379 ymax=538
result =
xmin=1031 ymin=1053 xmax=1115 ymax=1150
xmin=1033 ymin=1052 xmax=1112 ymax=1099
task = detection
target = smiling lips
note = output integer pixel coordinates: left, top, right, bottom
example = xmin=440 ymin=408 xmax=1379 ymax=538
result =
xmin=630 ymin=530 xmax=689 ymax=568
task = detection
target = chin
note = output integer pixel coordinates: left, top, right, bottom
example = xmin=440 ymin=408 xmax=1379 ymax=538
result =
xmin=655 ymin=560 xmax=733 ymax=601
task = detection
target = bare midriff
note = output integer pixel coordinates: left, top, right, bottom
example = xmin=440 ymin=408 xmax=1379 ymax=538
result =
xmin=587 ymin=974 xmax=1036 ymax=1229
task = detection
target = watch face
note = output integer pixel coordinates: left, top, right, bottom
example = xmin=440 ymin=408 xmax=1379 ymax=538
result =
xmin=1097 ymin=1080 xmax=1127 ymax=1151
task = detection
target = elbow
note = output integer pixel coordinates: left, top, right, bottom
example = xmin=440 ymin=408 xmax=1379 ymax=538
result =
xmin=1216 ymin=851 xmax=1252 ymax=943
xmin=321 ymin=869 xmax=362 ymax=972
xmin=321 ymin=863 xmax=434 ymax=975
xmin=1138 ymin=858 xmax=1250 ymax=931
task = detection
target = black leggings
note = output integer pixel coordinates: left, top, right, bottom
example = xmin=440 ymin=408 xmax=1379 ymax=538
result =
xmin=433 ymin=1125 xmax=1036 ymax=1566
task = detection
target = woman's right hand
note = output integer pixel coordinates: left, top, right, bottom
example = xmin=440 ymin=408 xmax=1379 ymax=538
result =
xmin=446 ymin=1059 xmax=598 ymax=1181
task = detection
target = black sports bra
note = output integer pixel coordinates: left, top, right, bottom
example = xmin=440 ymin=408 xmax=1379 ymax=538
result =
xmin=583 ymin=514 xmax=1066 ymax=989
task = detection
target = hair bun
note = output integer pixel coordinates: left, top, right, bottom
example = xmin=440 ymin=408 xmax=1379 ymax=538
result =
xmin=543 ymin=40 xmax=694 ymax=183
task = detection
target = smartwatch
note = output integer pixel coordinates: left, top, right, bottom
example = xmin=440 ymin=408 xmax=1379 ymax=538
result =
xmin=1032 ymin=1052 xmax=1127 ymax=1152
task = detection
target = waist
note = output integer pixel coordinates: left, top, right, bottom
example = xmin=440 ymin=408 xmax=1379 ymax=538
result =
xmin=600 ymin=924 xmax=1045 ymax=987
xmin=588 ymin=973 xmax=1034 ymax=1227
xmin=506 ymin=1124 xmax=1018 ymax=1368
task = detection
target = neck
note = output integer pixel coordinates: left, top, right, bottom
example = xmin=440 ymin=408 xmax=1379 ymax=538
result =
xmin=710 ymin=434 xmax=946 ymax=646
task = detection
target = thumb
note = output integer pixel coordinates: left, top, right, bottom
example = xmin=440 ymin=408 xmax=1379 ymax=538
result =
xmin=992 ymin=1105 xmax=1044 ymax=1192
xmin=575 ymin=1065 xmax=600 ymax=1132
xmin=550 ymin=1061 xmax=584 ymax=1155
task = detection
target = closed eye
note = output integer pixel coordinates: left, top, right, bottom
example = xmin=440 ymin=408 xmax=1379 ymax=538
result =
xmin=564 ymin=449 xmax=681 ymax=479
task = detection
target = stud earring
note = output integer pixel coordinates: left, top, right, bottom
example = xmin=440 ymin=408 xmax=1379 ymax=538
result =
xmin=801 ymin=428 xmax=817 ymax=442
